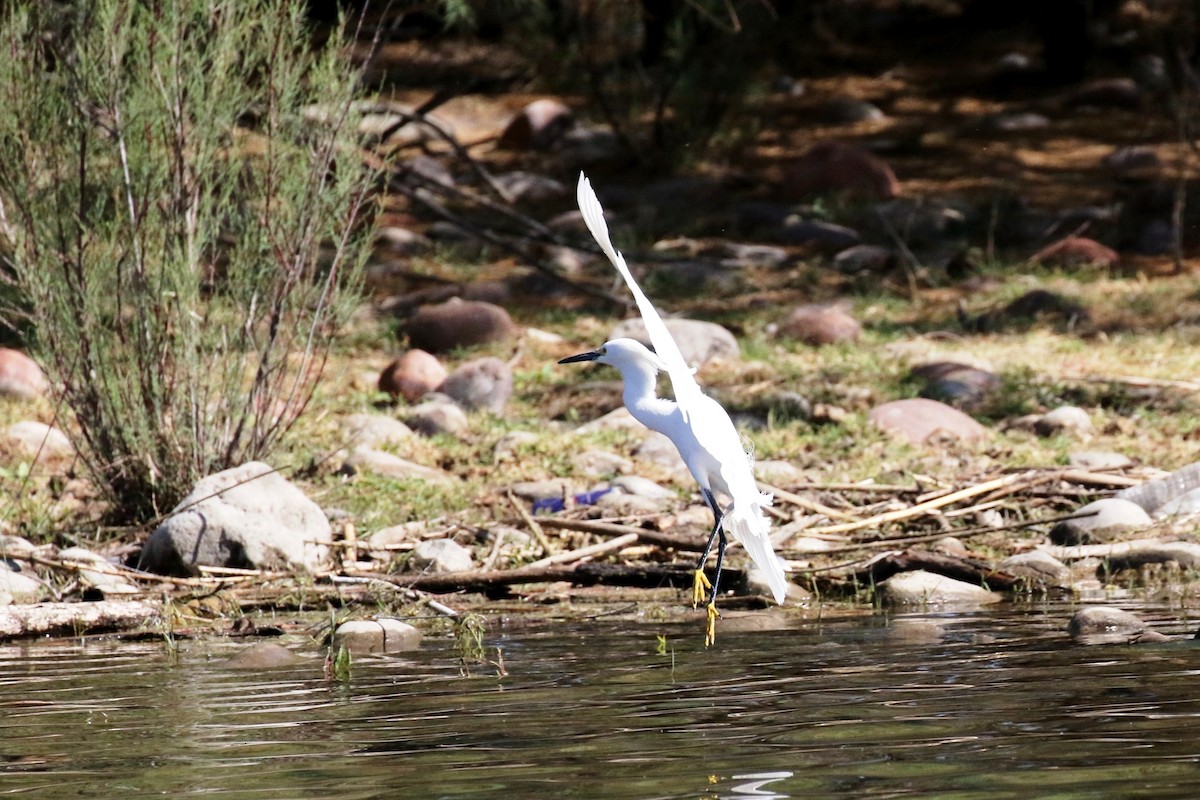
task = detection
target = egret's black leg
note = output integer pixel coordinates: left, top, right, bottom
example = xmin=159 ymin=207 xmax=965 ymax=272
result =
xmin=691 ymin=489 xmax=727 ymax=647
xmin=692 ymin=489 xmax=724 ymax=606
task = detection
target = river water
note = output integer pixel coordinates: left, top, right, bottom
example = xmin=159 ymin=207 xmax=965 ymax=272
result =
xmin=2 ymin=602 xmax=1199 ymax=799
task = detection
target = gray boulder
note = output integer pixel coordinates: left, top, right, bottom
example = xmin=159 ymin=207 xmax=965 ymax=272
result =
xmin=1049 ymin=498 xmax=1152 ymax=546
xmin=141 ymin=461 xmax=330 ymax=576
xmin=440 ymin=357 xmax=513 ymax=413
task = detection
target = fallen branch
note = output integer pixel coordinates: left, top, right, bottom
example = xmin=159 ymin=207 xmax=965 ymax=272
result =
xmin=345 ymin=561 xmax=701 ymax=594
xmin=533 ymin=517 xmax=709 ymax=552
xmin=526 ymin=532 xmax=640 ymax=568
xmin=0 ymin=601 xmax=162 ymax=640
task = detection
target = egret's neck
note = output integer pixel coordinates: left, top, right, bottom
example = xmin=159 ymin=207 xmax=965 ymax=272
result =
xmin=616 ymin=361 xmax=675 ymax=433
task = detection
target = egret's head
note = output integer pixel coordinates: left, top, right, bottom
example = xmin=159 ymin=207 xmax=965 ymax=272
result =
xmin=558 ymin=337 xmax=669 ymax=373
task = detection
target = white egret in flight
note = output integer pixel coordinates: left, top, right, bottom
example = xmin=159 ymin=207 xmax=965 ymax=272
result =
xmin=559 ymin=174 xmax=788 ymax=646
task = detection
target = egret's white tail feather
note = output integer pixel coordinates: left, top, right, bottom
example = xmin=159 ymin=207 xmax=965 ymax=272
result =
xmin=724 ymin=494 xmax=788 ymax=605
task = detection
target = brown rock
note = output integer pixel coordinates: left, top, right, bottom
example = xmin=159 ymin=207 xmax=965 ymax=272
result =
xmin=783 ymin=142 xmax=900 ymax=201
xmin=868 ymin=398 xmax=989 ymax=445
xmin=379 ymin=349 xmax=447 ymax=401
xmin=0 ymin=348 xmax=48 ymax=399
xmin=404 ymin=299 xmax=515 ymax=353
xmin=1030 ymin=236 xmax=1118 ymax=268
xmin=778 ymin=302 xmax=861 ymax=345
xmin=497 ymin=99 xmax=574 ymax=151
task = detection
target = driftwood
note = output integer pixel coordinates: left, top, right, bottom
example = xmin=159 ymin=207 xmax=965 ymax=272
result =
xmin=0 ymin=601 xmax=162 ymax=640
xmin=346 ymin=561 xmax=703 ymax=594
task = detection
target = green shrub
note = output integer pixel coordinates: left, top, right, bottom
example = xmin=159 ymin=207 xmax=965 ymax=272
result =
xmin=0 ymin=0 xmax=379 ymax=521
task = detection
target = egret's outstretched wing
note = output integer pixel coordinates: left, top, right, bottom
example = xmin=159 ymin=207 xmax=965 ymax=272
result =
xmin=577 ymin=173 xmax=704 ymax=421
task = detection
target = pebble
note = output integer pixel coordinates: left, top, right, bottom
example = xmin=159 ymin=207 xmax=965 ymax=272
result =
xmin=0 ymin=566 xmax=43 ymax=605
xmin=4 ymin=421 xmax=73 ymax=460
xmin=342 ymin=447 xmax=454 ymax=484
xmin=493 ymin=430 xmax=539 ymax=462
xmin=834 ymin=244 xmax=895 ymax=274
xmin=440 ymin=357 xmax=513 ymax=413
xmin=878 ymin=569 xmax=1001 ymax=606
xmin=912 ymin=362 xmax=999 ymax=410
xmin=0 ymin=348 xmax=49 ymax=399
xmin=1034 ymin=405 xmax=1094 ymax=438
xmin=610 ymin=475 xmax=676 ymax=500
xmin=1049 ymin=498 xmax=1153 ymax=546
xmin=404 ymin=299 xmax=515 ymax=353
xmin=333 ymin=618 xmax=422 ymax=654
xmin=410 ymin=538 xmax=474 ymax=573
xmin=492 ymin=171 xmax=568 ymax=204
xmin=1000 ymin=550 xmax=1070 ymax=584
xmin=366 ymin=522 xmax=423 ymax=559
xmin=777 ymin=302 xmax=861 ymax=345
xmin=571 ymin=449 xmax=633 ymax=478
xmin=594 ymin=492 xmax=664 ymax=515
xmin=868 ymin=398 xmax=989 ymax=445
xmin=497 ymin=98 xmax=574 ymax=150
xmin=754 ymin=460 xmax=808 ymax=486
xmin=341 ymin=414 xmax=413 ymax=449
xmin=378 ymin=349 xmax=447 ymax=401
xmin=405 ymin=396 xmax=469 ymax=437
xmin=783 ymin=141 xmax=900 ymax=200
xmin=1068 ymin=451 xmax=1133 ymax=470
xmin=507 ymin=479 xmax=576 ymax=502
xmin=57 ymin=547 xmax=139 ymax=595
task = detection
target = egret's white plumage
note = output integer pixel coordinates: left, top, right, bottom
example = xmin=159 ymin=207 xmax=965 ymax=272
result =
xmin=564 ymin=175 xmax=788 ymax=612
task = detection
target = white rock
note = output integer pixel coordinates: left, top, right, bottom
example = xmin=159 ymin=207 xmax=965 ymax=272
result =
xmin=4 ymin=421 xmax=73 ymax=459
xmin=410 ymin=538 xmax=474 ymax=573
xmin=879 ymin=570 xmax=1001 ymax=606
xmin=141 ymin=461 xmax=330 ymax=576
xmin=333 ymin=618 xmax=421 ymax=654
xmin=57 ymin=547 xmax=139 ymax=595
xmin=0 ymin=567 xmax=43 ymax=605
xmin=611 ymin=475 xmax=676 ymax=500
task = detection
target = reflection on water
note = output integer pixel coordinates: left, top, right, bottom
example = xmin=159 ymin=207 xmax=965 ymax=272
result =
xmin=2 ymin=603 xmax=1200 ymax=799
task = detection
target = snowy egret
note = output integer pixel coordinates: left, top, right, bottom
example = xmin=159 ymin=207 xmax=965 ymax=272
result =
xmin=559 ymin=174 xmax=788 ymax=646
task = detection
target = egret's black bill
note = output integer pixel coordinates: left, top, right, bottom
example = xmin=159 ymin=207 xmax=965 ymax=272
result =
xmin=558 ymin=350 xmax=600 ymax=364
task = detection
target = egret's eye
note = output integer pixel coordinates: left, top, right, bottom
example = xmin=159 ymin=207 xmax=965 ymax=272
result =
xmin=599 ymin=347 xmax=607 ymax=355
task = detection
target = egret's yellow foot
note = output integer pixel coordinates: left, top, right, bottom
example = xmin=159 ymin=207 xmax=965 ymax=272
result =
xmin=692 ymin=569 xmax=712 ymax=608
xmin=704 ymin=601 xmax=720 ymax=647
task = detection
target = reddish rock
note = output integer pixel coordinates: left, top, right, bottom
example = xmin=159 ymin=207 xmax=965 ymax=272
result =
xmin=0 ymin=348 xmax=48 ymax=399
xmin=1030 ymin=236 xmax=1118 ymax=268
xmin=404 ymin=299 xmax=515 ymax=353
xmin=783 ymin=142 xmax=900 ymax=201
xmin=497 ymin=99 xmax=574 ymax=151
xmin=378 ymin=349 xmax=447 ymax=402
xmin=778 ymin=303 xmax=861 ymax=345
xmin=868 ymin=398 xmax=989 ymax=445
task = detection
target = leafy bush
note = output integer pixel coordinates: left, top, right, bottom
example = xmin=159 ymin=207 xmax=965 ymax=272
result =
xmin=0 ymin=0 xmax=379 ymax=521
